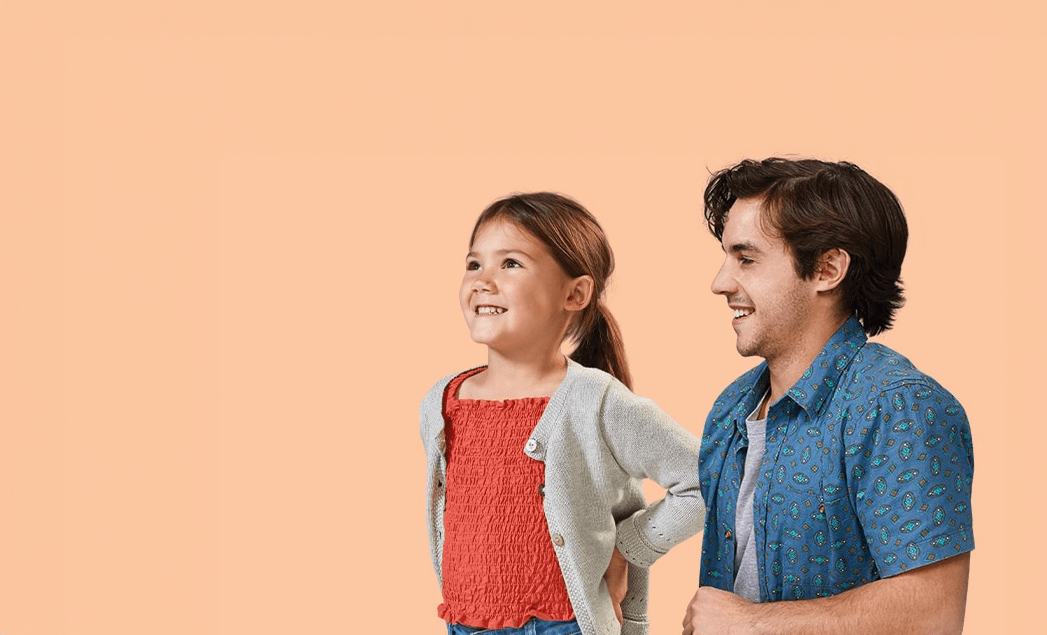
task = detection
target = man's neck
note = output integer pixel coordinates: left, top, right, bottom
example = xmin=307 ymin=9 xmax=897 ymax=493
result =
xmin=764 ymin=314 xmax=850 ymax=413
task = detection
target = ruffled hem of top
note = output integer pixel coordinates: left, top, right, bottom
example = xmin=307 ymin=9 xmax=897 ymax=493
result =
xmin=438 ymin=603 xmax=575 ymax=630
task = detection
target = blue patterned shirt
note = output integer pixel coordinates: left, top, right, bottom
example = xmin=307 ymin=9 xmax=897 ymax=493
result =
xmin=698 ymin=317 xmax=975 ymax=601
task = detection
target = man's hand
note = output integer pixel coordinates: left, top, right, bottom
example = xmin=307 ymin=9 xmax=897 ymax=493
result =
xmin=604 ymin=547 xmax=629 ymax=623
xmin=682 ymin=586 xmax=755 ymax=635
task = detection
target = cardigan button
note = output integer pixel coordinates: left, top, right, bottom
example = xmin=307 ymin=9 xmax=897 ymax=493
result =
xmin=538 ymin=483 xmax=545 ymax=497
xmin=525 ymin=439 xmax=539 ymax=452
xmin=551 ymin=533 xmax=565 ymax=547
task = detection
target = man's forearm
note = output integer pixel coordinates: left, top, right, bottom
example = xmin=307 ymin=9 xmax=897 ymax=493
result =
xmin=750 ymin=553 xmax=968 ymax=634
xmin=683 ymin=553 xmax=970 ymax=635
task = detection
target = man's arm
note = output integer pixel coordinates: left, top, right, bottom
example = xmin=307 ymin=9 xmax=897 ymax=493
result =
xmin=682 ymin=552 xmax=970 ymax=635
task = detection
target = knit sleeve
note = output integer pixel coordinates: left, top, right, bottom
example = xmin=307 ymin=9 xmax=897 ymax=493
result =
xmin=599 ymin=381 xmax=707 ymax=567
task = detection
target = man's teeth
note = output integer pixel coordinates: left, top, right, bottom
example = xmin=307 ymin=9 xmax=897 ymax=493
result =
xmin=477 ymin=306 xmax=506 ymax=315
xmin=733 ymin=309 xmax=753 ymax=318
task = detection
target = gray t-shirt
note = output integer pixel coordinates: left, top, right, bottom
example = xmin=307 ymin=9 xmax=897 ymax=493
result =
xmin=733 ymin=395 xmax=767 ymax=602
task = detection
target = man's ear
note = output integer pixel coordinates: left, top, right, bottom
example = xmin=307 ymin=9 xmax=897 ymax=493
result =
xmin=815 ymin=248 xmax=850 ymax=293
xmin=565 ymin=275 xmax=595 ymax=312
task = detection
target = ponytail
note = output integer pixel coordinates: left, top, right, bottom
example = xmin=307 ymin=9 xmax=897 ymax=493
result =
xmin=570 ymin=301 xmax=632 ymax=390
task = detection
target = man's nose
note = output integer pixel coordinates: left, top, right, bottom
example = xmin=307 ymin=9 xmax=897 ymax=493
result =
xmin=710 ymin=261 xmax=733 ymax=296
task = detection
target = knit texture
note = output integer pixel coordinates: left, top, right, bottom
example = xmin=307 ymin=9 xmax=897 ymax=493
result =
xmin=439 ymin=368 xmax=573 ymax=628
xmin=422 ymin=360 xmax=707 ymax=635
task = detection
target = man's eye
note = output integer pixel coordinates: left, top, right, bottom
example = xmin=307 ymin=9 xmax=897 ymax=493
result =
xmin=503 ymin=259 xmax=522 ymax=268
xmin=740 ymin=256 xmax=754 ymax=265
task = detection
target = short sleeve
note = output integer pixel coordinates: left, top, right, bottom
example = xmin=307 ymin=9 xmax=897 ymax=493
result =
xmin=847 ymin=382 xmax=975 ymax=577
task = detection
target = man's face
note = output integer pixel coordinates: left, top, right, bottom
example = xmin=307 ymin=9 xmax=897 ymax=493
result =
xmin=710 ymin=197 xmax=820 ymax=363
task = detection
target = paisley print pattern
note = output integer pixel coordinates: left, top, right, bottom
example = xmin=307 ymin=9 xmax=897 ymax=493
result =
xmin=698 ymin=317 xmax=975 ymax=602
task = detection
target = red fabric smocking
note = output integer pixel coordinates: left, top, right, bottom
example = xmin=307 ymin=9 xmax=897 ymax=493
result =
xmin=438 ymin=368 xmax=574 ymax=629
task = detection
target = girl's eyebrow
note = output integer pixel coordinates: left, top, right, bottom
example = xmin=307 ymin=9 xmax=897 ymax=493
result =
xmin=466 ymin=248 xmax=535 ymax=259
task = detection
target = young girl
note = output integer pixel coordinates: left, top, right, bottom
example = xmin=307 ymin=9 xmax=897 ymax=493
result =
xmin=420 ymin=193 xmax=705 ymax=635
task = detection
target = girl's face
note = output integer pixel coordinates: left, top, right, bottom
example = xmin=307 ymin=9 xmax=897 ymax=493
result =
xmin=460 ymin=219 xmax=575 ymax=357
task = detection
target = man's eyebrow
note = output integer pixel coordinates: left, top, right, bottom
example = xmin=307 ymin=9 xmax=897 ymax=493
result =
xmin=724 ymin=241 xmax=762 ymax=254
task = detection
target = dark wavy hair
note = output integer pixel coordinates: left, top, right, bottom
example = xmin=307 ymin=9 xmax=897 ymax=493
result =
xmin=470 ymin=192 xmax=632 ymax=389
xmin=704 ymin=158 xmax=908 ymax=336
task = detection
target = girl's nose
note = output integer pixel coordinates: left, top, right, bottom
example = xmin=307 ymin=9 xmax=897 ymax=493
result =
xmin=472 ymin=271 xmax=494 ymax=292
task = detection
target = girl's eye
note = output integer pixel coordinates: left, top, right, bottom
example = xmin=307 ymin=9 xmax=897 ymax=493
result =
xmin=466 ymin=260 xmax=480 ymax=271
xmin=503 ymin=259 xmax=522 ymax=268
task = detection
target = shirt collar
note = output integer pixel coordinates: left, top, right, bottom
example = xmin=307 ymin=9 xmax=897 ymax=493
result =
xmin=727 ymin=364 xmax=770 ymax=437
xmin=783 ymin=316 xmax=867 ymax=417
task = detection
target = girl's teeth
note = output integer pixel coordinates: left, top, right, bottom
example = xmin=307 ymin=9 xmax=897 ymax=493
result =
xmin=477 ymin=306 xmax=505 ymax=314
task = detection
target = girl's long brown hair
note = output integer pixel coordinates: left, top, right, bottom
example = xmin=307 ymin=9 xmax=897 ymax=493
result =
xmin=470 ymin=192 xmax=632 ymax=390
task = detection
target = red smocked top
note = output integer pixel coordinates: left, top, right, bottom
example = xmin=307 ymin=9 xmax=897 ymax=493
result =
xmin=438 ymin=368 xmax=574 ymax=629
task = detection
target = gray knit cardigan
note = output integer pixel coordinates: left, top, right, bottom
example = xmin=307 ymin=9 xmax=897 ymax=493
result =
xmin=420 ymin=359 xmax=705 ymax=635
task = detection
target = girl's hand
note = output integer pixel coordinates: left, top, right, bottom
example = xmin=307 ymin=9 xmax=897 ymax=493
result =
xmin=604 ymin=547 xmax=629 ymax=623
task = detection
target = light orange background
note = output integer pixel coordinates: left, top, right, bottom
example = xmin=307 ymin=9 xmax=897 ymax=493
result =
xmin=1 ymin=2 xmax=1041 ymax=634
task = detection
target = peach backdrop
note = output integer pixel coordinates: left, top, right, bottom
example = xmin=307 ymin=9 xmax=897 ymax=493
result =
xmin=1 ymin=2 xmax=1041 ymax=634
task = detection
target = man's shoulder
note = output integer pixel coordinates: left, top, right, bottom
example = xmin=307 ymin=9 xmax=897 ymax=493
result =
xmin=851 ymin=340 xmax=917 ymax=376
xmin=837 ymin=341 xmax=968 ymax=439
xmin=849 ymin=341 xmax=960 ymax=402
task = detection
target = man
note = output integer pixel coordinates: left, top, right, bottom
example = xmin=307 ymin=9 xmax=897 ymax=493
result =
xmin=683 ymin=158 xmax=974 ymax=634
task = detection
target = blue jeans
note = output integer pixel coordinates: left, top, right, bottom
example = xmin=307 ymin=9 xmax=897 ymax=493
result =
xmin=446 ymin=618 xmax=581 ymax=635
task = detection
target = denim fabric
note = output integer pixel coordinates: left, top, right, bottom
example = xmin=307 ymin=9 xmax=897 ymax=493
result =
xmin=699 ymin=317 xmax=975 ymax=601
xmin=446 ymin=617 xmax=581 ymax=635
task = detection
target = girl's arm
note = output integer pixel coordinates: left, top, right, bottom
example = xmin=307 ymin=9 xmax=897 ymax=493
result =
xmin=599 ymin=381 xmax=706 ymax=568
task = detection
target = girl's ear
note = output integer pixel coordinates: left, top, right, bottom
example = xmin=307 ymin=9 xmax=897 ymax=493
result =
xmin=815 ymin=248 xmax=850 ymax=292
xmin=565 ymin=275 xmax=595 ymax=312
